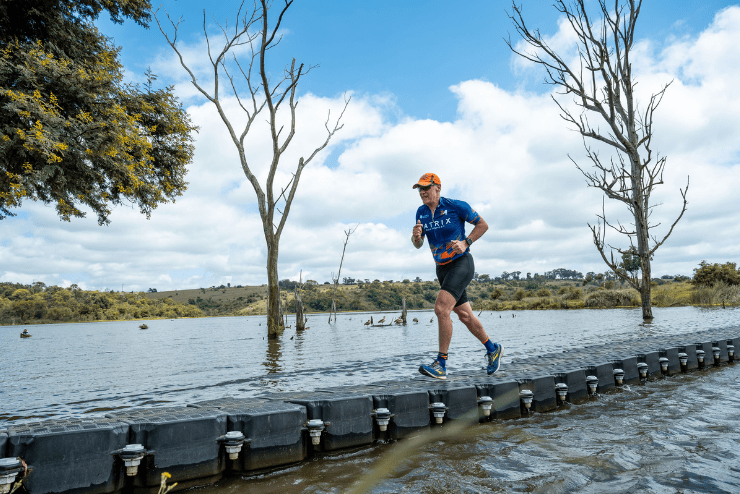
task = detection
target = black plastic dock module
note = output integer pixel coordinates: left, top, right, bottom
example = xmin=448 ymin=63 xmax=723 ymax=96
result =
xmin=6 ymin=417 xmax=129 ymax=494
xmin=370 ymin=387 xmax=431 ymax=439
xmin=696 ymin=341 xmax=714 ymax=367
xmin=515 ymin=375 xmax=557 ymax=413
xmin=1 ymin=430 xmax=6 ymax=457
xmin=472 ymin=380 xmax=522 ymax=419
xmin=106 ymin=407 xmax=227 ymax=490
xmin=678 ymin=344 xmax=700 ymax=371
xmin=553 ymin=369 xmax=588 ymax=404
xmin=582 ymin=363 xmax=615 ymax=394
xmin=712 ymin=339 xmax=730 ymax=363
xmin=609 ymin=356 xmax=640 ymax=385
xmin=730 ymin=337 xmax=740 ymax=360
xmin=409 ymin=382 xmax=478 ymax=422
xmin=283 ymin=392 xmax=374 ymax=452
xmin=637 ymin=351 xmax=661 ymax=377
xmin=658 ymin=347 xmax=681 ymax=375
xmin=189 ymin=397 xmax=307 ymax=472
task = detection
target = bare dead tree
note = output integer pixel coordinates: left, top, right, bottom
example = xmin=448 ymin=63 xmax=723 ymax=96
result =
xmin=329 ymin=224 xmax=359 ymax=323
xmin=295 ymin=270 xmax=307 ymax=331
xmin=507 ymin=0 xmax=688 ymax=321
xmin=156 ymin=0 xmax=350 ymax=336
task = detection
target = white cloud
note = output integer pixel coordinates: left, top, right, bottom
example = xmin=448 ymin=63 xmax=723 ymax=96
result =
xmin=4 ymin=7 xmax=740 ymax=290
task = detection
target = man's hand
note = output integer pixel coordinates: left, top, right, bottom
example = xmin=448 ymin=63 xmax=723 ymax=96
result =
xmin=412 ymin=220 xmax=424 ymax=248
xmin=449 ymin=239 xmax=467 ymax=255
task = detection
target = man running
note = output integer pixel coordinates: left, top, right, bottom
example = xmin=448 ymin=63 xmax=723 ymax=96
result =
xmin=411 ymin=172 xmax=503 ymax=379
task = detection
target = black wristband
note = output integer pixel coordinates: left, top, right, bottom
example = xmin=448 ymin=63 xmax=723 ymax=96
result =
xmin=465 ymin=237 xmax=473 ymax=246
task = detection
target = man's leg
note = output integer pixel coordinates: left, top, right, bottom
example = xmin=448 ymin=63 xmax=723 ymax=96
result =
xmin=452 ymin=301 xmax=489 ymax=343
xmin=419 ymin=289 xmax=457 ymax=380
xmin=454 ymin=301 xmax=504 ymax=375
xmin=434 ymin=289 xmax=458 ymax=353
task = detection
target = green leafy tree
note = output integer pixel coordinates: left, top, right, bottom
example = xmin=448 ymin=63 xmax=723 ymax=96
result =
xmin=691 ymin=261 xmax=740 ymax=287
xmin=0 ymin=0 xmax=196 ymax=223
xmin=619 ymin=247 xmax=641 ymax=276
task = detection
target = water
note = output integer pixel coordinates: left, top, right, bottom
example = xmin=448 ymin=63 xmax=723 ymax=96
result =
xmin=199 ymin=364 xmax=740 ymax=493
xmin=2 ymin=306 xmax=740 ymax=492
xmin=1 ymin=306 xmax=738 ymax=424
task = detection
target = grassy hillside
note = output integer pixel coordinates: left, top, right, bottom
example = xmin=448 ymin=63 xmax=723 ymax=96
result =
xmin=143 ymin=278 xmax=723 ymax=317
xmin=3 ymin=276 xmax=733 ymax=326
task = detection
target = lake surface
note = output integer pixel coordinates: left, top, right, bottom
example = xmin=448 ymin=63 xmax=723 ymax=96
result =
xmin=2 ymin=306 xmax=740 ymax=493
xmin=1 ymin=306 xmax=738 ymax=425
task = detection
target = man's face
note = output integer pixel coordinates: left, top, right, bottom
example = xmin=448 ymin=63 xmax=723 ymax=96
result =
xmin=418 ymin=184 xmax=441 ymax=207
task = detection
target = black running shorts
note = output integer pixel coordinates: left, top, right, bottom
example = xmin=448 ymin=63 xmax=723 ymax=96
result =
xmin=436 ymin=253 xmax=474 ymax=307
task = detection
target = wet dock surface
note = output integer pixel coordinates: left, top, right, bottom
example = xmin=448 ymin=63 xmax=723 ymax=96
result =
xmin=3 ymin=306 xmax=738 ymax=425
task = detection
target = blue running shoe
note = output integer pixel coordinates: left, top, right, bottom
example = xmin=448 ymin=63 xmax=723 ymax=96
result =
xmin=419 ymin=359 xmax=447 ymax=380
xmin=487 ymin=343 xmax=504 ymax=375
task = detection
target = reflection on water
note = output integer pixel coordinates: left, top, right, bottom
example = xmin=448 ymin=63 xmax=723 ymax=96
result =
xmin=264 ymin=337 xmax=282 ymax=375
xmin=2 ymin=306 xmax=739 ymax=425
xmin=196 ymin=364 xmax=740 ymax=494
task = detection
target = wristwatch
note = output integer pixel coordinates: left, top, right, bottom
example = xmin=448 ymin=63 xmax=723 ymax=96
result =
xmin=464 ymin=237 xmax=473 ymax=246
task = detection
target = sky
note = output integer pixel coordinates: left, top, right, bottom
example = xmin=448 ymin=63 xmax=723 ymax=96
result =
xmin=2 ymin=0 xmax=740 ymax=291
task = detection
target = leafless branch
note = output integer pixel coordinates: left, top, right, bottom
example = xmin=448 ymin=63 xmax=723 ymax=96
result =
xmin=157 ymin=0 xmax=348 ymax=334
xmin=508 ymin=0 xmax=686 ymax=320
xmin=329 ymin=224 xmax=359 ymax=323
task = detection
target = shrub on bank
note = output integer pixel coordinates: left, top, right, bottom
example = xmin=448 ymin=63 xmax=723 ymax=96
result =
xmin=0 ymin=282 xmax=204 ymax=325
xmin=584 ymin=289 xmax=640 ymax=308
xmin=692 ymin=261 xmax=740 ymax=287
xmin=688 ymin=282 xmax=740 ymax=306
xmin=559 ymin=286 xmax=584 ymax=300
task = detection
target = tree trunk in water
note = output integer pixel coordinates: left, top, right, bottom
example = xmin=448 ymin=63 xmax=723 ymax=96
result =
xmin=640 ymin=251 xmax=653 ymax=321
xmin=630 ymin=152 xmax=653 ymax=322
xmin=266 ymin=245 xmax=284 ymax=337
xmin=329 ymin=299 xmax=336 ymax=323
xmin=295 ymin=286 xmax=305 ymax=330
xmin=401 ymin=298 xmax=407 ymax=325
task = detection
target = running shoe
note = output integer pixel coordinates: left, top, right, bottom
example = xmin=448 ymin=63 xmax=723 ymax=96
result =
xmin=486 ymin=343 xmax=504 ymax=375
xmin=419 ymin=359 xmax=447 ymax=380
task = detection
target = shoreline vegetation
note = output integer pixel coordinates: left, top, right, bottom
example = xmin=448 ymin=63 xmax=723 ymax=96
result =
xmin=2 ymin=262 xmax=740 ymax=326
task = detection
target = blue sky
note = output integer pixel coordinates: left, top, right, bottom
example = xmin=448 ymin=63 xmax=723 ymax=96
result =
xmin=3 ymin=1 xmax=740 ymax=291
xmin=101 ymin=0 xmax=735 ymax=121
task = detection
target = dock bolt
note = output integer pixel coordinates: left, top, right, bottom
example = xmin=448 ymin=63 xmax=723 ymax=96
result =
xmin=477 ymin=396 xmax=493 ymax=417
xmin=712 ymin=347 xmax=721 ymax=365
xmin=659 ymin=357 xmax=669 ymax=374
xmin=307 ymin=419 xmax=325 ymax=446
xmin=429 ymin=402 xmax=448 ymax=424
xmin=678 ymin=353 xmax=688 ymax=371
xmin=0 ymin=458 xmax=24 ymax=494
xmin=218 ymin=431 xmax=247 ymax=460
xmin=555 ymin=383 xmax=568 ymax=403
xmin=519 ymin=389 xmax=534 ymax=411
xmin=586 ymin=375 xmax=599 ymax=395
xmin=728 ymin=344 xmax=735 ymax=361
xmin=637 ymin=362 xmax=648 ymax=379
xmin=613 ymin=368 xmax=625 ymax=386
xmin=116 ymin=444 xmax=146 ymax=477
xmin=373 ymin=408 xmax=392 ymax=431
xmin=696 ymin=349 xmax=705 ymax=366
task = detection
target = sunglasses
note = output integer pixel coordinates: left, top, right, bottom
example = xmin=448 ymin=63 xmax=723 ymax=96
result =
xmin=418 ymin=185 xmax=433 ymax=192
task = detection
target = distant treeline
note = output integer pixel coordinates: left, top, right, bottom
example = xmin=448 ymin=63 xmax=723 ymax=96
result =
xmin=3 ymin=261 xmax=738 ymax=325
xmin=0 ymin=282 xmax=204 ymax=325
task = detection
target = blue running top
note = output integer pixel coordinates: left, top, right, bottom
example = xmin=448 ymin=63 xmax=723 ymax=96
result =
xmin=415 ymin=196 xmax=481 ymax=265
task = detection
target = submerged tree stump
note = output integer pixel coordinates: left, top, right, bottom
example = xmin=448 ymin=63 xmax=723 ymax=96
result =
xmin=296 ymin=286 xmax=306 ymax=331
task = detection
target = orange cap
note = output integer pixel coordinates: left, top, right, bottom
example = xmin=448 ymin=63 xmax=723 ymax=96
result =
xmin=412 ymin=173 xmax=441 ymax=189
